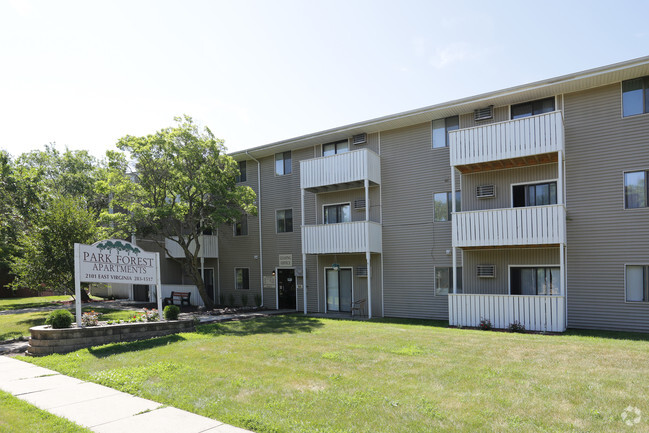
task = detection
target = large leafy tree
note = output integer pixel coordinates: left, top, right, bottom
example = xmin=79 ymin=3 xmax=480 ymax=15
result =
xmin=100 ymin=116 xmax=256 ymax=309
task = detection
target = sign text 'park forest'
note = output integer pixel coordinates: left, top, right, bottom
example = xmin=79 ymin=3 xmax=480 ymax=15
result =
xmin=78 ymin=240 xmax=157 ymax=285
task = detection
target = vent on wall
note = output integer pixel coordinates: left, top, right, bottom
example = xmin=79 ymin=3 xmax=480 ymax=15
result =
xmin=354 ymin=199 xmax=366 ymax=210
xmin=474 ymin=106 xmax=494 ymax=121
xmin=352 ymin=133 xmax=367 ymax=145
xmin=476 ymin=184 xmax=496 ymax=199
xmin=477 ymin=265 xmax=496 ymax=278
xmin=355 ymin=266 xmax=368 ymax=277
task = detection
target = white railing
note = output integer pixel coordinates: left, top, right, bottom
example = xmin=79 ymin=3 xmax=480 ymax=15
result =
xmin=165 ymin=235 xmax=219 ymax=259
xmin=300 ymin=148 xmax=381 ymax=190
xmin=448 ymin=294 xmax=566 ymax=332
xmin=302 ymin=221 xmax=382 ymax=254
xmin=453 ymin=205 xmax=565 ymax=247
xmin=160 ymin=284 xmax=205 ymax=307
xmin=449 ymin=111 xmax=564 ymax=167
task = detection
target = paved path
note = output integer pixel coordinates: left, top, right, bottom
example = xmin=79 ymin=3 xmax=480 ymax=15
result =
xmin=0 ymin=355 xmax=253 ymax=432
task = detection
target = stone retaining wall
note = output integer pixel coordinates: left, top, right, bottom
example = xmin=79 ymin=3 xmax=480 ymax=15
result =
xmin=28 ymin=320 xmax=195 ymax=356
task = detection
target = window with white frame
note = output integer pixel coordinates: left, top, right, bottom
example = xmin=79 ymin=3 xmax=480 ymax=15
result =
xmin=432 ymin=116 xmax=459 ymax=148
xmin=235 ymin=161 xmax=246 ymax=183
xmin=324 ymin=203 xmax=351 ymax=224
xmin=275 ymin=151 xmax=292 ymax=175
xmin=622 ymin=77 xmax=649 ymax=117
xmin=322 ymin=140 xmax=349 ymax=157
xmin=626 ymin=265 xmax=649 ymax=302
xmin=625 ymin=171 xmax=647 ymax=209
xmin=276 ymin=209 xmax=293 ymax=233
xmin=433 ymin=191 xmax=461 ymax=222
xmin=511 ymin=97 xmax=555 ymax=119
xmin=512 ymin=181 xmax=557 ymax=207
xmin=510 ymin=267 xmax=560 ymax=295
xmin=235 ymin=268 xmax=250 ymax=290
xmin=234 ymin=214 xmax=248 ymax=236
xmin=435 ymin=267 xmax=462 ymax=295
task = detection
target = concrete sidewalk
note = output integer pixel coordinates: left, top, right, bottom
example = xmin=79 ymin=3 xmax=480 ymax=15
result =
xmin=0 ymin=356 xmax=252 ymax=433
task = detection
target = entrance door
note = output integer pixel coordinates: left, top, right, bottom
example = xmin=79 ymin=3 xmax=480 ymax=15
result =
xmin=202 ymin=268 xmax=215 ymax=302
xmin=277 ymin=269 xmax=296 ymax=309
xmin=326 ymin=269 xmax=352 ymax=312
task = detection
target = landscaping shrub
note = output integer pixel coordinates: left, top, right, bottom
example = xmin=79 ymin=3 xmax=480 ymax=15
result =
xmin=81 ymin=311 xmax=100 ymax=327
xmin=45 ymin=309 xmax=74 ymax=329
xmin=163 ymin=305 xmax=180 ymax=320
xmin=228 ymin=293 xmax=236 ymax=307
xmin=254 ymin=294 xmax=262 ymax=307
xmin=508 ymin=321 xmax=526 ymax=333
xmin=241 ymin=294 xmax=248 ymax=307
xmin=478 ymin=318 xmax=492 ymax=331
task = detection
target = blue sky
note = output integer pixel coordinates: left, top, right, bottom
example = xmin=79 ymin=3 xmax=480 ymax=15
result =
xmin=1 ymin=0 xmax=647 ymax=158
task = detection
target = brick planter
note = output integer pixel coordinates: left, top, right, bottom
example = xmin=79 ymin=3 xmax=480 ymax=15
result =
xmin=28 ymin=320 xmax=195 ymax=356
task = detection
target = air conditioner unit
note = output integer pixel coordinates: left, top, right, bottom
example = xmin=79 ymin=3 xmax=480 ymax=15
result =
xmin=476 ymin=185 xmax=496 ymax=199
xmin=354 ymin=199 xmax=366 ymax=210
xmin=474 ymin=106 xmax=494 ymax=121
xmin=477 ymin=265 xmax=496 ymax=278
xmin=352 ymin=133 xmax=367 ymax=145
xmin=355 ymin=266 xmax=368 ymax=277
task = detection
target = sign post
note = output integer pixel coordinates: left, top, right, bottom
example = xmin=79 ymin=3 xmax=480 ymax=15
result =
xmin=74 ymin=239 xmax=162 ymax=327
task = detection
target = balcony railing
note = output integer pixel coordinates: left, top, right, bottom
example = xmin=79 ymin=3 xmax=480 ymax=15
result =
xmin=302 ymin=221 xmax=382 ymax=254
xmin=449 ymin=111 xmax=564 ymax=168
xmin=453 ymin=204 xmax=565 ymax=247
xmin=165 ymin=235 xmax=219 ymax=259
xmin=300 ymin=148 xmax=381 ymax=191
xmin=448 ymin=294 xmax=566 ymax=332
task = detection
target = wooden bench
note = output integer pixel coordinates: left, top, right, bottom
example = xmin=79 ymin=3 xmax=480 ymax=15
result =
xmin=163 ymin=291 xmax=191 ymax=307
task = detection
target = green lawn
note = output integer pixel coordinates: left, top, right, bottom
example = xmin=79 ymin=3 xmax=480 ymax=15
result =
xmin=0 ymin=390 xmax=91 ymax=433
xmin=0 ymin=308 xmax=140 ymax=341
xmin=23 ymin=316 xmax=649 ymax=432
xmin=0 ymin=295 xmax=74 ymax=311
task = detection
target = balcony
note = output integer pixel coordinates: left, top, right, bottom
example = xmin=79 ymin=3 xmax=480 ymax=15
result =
xmin=453 ymin=205 xmax=566 ymax=248
xmin=302 ymin=221 xmax=382 ymax=254
xmin=165 ymin=235 xmax=219 ymax=259
xmin=300 ymin=149 xmax=381 ymax=192
xmin=448 ymin=294 xmax=566 ymax=332
xmin=449 ymin=111 xmax=564 ymax=173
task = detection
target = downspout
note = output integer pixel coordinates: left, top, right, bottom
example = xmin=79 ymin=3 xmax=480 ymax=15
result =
xmin=246 ymin=151 xmax=264 ymax=307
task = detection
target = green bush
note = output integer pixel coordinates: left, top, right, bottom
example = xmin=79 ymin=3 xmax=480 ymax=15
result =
xmin=45 ymin=309 xmax=74 ymax=329
xmin=163 ymin=305 xmax=180 ymax=320
xmin=241 ymin=293 xmax=248 ymax=307
xmin=254 ymin=294 xmax=262 ymax=307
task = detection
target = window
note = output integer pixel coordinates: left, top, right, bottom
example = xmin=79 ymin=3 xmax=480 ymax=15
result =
xmin=276 ymin=209 xmax=293 ymax=233
xmin=510 ymin=267 xmax=560 ymax=295
xmin=511 ymin=97 xmax=555 ymax=119
xmin=235 ymin=268 xmax=249 ymax=290
xmin=275 ymin=151 xmax=292 ymax=175
xmin=434 ymin=191 xmax=461 ymax=222
xmin=622 ymin=77 xmax=649 ymax=117
xmin=625 ymin=171 xmax=647 ymax=209
xmin=235 ymin=161 xmax=246 ymax=183
xmin=324 ymin=203 xmax=351 ymax=224
xmin=234 ymin=214 xmax=248 ymax=236
xmin=512 ymin=182 xmax=557 ymax=207
xmin=435 ymin=267 xmax=462 ymax=295
xmin=323 ymin=140 xmax=349 ymax=156
xmin=432 ymin=116 xmax=459 ymax=148
xmin=626 ymin=265 xmax=649 ymax=302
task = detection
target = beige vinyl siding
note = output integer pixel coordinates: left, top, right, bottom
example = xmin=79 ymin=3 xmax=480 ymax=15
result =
xmin=461 ymin=248 xmax=559 ymax=294
xmin=459 ymin=106 xmax=509 ymax=129
xmin=315 ymin=187 xmax=381 ymax=223
xmin=462 ymin=164 xmax=558 ymax=211
xmin=564 ymin=83 xmax=649 ymax=332
xmin=381 ymin=122 xmax=460 ymax=320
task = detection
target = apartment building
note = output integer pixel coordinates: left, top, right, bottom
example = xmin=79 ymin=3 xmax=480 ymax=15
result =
xmin=149 ymin=56 xmax=649 ymax=333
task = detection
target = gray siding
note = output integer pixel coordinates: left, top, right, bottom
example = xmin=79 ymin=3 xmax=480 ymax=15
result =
xmin=459 ymin=106 xmax=509 ymax=129
xmin=564 ymin=83 xmax=649 ymax=332
xmin=315 ymin=186 xmax=381 ymax=224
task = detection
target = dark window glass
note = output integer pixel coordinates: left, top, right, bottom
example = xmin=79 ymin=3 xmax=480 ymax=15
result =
xmin=513 ymin=182 xmax=558 ymax=207
xmin=236 ymin=161 xmax=246 ymax=183
xmin=511 ymin=267 xmax=560 ymax=295
xmin=323 ymin=140 xmax=349 ymax=157
xmin=324 ymin=204 xmax=351 ymax=224
xmin=435 ymin=267 xmax=463 ymax=295
xmin=511 ymin=97 xmax=555 ymax=119
xmin=276 ymin=209 xmax=293 ymax=233
xmin=235 ymin=268 xmax=249 ymax=290
xmin=623 ymin=78 xmax=644 ymax=117
xmin=432 ymin=116 xmax=459 ymax=148
xmin=234 ymin=215 xmax=248 ymax=236
xmin=433 ymin=191 xmax=460 ymax=221
xmin=625 ymin=171 xmax=647 ymax=209
xmin=275 ymin=151 xmax=292 ymax=175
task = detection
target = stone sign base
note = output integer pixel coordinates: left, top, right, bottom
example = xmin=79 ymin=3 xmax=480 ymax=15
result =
xmin=28 ymin=320 xmax=195 ymax=356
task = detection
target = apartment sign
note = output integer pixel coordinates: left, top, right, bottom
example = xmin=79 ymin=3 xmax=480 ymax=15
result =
xmin=279 ymin=254 xmax=293 ymax=267
xmin=77 ymin=240 xmax=158 ymax=285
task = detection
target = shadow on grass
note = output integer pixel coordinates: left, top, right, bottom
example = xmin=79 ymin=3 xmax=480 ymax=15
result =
xmin=196 ymin=315 xmax=324 ymax=337
xmin=87 ymin=334 xmax=187 ymax=358
xmin=564 ymin=328 xmax=649 ymax=342
xmin=0 ymin=301 xmax=61 ymax=312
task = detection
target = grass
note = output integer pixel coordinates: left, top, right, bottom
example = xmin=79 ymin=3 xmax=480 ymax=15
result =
xmin=0 ymin=295 xmax=74 ymax=311
xmin=0 ymin=389 xmax=91 ymax=433
xmin=0 ymin=308 xmax=140 ymax=341
xmin=23 ymin=315 xmax=649 ymax=432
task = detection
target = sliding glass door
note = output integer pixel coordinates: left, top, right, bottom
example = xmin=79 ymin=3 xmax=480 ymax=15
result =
xmin=326 ymin=268 xmax=352 ymax=312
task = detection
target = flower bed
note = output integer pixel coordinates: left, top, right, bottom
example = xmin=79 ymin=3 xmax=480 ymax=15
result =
xmin=27 ymin=319 xmax=195 ymax=356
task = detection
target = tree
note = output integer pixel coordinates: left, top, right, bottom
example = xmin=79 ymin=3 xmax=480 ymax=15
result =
xmin=100 ymin=116 xmax=256 ymax=309
xmin=10 ymin=195 xmax=103 ymax=300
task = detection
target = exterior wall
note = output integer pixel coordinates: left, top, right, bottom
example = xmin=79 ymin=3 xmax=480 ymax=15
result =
xmin=564 ymin=83 xmax=649 ymax=332
xmin=381 ymin=123 xmax=461 ymax=320
xmin=315 ymin=186 xmax=381 ymax=223
xmin=459 ymin=106 xmax=509 ymax=129
xmin=461 ymin=164 xmax=558 ymax=211
xmin=461 ymin=248 xmax=559 ymax=294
